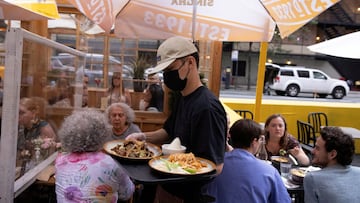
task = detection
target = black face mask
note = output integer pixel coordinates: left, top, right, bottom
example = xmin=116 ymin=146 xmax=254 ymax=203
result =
xmin=163 ymin=69 xmax=187 ymax=91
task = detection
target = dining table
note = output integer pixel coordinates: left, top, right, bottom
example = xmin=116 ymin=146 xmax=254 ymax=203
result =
xmin=282 ymin=176 xmax=304 ymax=203
xmin=337 ymin=126 xmax=360 ymax=139
xmin=271 ymin=159 xmax=322 ymax=203
xmin=321 ymin=126 xmax=360 ymax=139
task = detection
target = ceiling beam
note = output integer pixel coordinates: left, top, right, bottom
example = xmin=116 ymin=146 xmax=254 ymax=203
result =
xmin=55 ymin=0 xmax=81 ymax=14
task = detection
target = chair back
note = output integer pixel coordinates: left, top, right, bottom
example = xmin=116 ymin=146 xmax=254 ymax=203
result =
xmin=297 ymin=120 xmax=316 ymax=147
xmin=234 ymin=110 xmax=254 ymax=120
xmin=307 ymin=112 xmax=328 ymax=135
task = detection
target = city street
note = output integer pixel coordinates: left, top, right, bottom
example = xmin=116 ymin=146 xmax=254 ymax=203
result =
xmin=220 ymin=86 xmax=360 ymax=104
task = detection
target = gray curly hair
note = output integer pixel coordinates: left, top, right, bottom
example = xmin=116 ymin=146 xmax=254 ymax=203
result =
xmin=58 ymin=109 xmax=112 ymax=152
xmin=105 ymin=102 xmax=135 ymax=125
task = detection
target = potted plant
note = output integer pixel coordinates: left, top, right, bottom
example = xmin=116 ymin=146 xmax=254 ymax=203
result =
xmin=131 ymin=55 xmax=149 ymax=92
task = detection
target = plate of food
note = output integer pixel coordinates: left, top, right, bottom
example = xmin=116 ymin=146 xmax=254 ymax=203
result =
xmin=271 ymin=156 xmax=290 ymax=171
xmin=103 ymin=139 xmax=162 ymax=161
xmin=271 ymin=156 xmax=290 ymax=163
xmin=148 ymin=152 xmax=216 ymax=175
xmin=290 ymin=168 xmax=307 ymax=184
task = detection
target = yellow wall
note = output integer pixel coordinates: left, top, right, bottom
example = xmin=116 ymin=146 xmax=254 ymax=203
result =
xmin=221 ymin=98 xmax=360 ymax=153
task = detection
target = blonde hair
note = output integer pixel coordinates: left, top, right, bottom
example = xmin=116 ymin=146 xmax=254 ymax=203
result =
xmin=20 ymin=97 xmax=47 ymax=119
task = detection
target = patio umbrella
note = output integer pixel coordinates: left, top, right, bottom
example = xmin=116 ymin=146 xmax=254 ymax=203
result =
xmin=307 ymin=31 xmax=360 ymax=59
xmin=67 ymin=0 xmax=339 ymax=120
xmin=0 ymin=0 xmax=59 ymax=20
xmin=65 ymin=0 xmax=124 ymax=33
xmin=113 ymin=0 xmax=339 ymax=42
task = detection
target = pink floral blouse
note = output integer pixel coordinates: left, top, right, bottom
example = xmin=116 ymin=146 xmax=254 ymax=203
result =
xmin=55 ymin=151 xmax=134 ymax=203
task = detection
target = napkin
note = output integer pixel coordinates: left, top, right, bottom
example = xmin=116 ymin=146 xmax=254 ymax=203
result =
xmin=168 ymin=138 xmax=182 ymax=150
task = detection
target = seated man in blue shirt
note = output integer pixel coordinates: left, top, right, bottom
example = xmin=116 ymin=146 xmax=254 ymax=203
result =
xmin=304 ymin=126 xmax=360 ymax=203
xmin=205 ymin=119 xmax=291 ymax=203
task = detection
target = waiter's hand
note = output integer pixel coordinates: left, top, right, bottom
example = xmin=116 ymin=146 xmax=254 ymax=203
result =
xmin=126 ymin=132 xmax=146 ymax=141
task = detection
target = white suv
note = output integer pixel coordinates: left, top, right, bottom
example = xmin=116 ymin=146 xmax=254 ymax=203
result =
xmin=269 ymin=66 xmax=349 ymax=99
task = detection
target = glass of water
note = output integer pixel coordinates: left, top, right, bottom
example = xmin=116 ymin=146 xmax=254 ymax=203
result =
xmin=280 ymin=162 xmax=292 ymax=178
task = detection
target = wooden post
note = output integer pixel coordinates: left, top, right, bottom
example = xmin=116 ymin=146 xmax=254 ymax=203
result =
xmin=254 ymin=42 xmax=268 ymax=122
xmin=209 ymin=41 xmax=222 ymax=97
xmin=20 ymin=21 xmax=49 ymax=98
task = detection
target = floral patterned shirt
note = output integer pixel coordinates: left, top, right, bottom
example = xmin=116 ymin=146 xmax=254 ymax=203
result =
xmin=55 ymin=151 xmax=134 ymax=203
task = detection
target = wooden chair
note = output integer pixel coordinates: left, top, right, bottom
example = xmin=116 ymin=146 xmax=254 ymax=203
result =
xmin=307 ymin=112 xmax=328 ymax=136
xmin=297 ymin=120 xmax=316 ymax=154
xmin=234 ymin=110 xmax=254 ymax=120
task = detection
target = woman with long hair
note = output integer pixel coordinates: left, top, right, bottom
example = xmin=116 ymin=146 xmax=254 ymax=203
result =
xmin=264 ymin=114 xmax=310 ymax=166
xmin=142 ymin=84 xmax=164 ymax=112
xmin=107 ymin=72 xmax=131 ymax=106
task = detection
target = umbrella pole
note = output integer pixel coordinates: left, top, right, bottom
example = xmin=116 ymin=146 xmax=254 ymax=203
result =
xmin=254 ymin=42 xmax=268 ymax=122
xmin=191 ymin=0 xmax=197 ymax=42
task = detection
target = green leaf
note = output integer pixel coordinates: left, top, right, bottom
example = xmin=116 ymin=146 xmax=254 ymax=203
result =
xmin=160 ymin=158 xmax=180 ymax=171
xmin=183 ymin=167 xmax=197 ymax=174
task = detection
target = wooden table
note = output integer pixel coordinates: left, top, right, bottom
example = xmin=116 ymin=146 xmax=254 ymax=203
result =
xmin=321 ymin=126 xmax=360 ymax=139
xmin=338 ymin=126 xmax=360 ymax=139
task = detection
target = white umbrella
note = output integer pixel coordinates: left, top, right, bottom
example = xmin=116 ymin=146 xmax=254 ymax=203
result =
xmin=67 ymin=0 xmax=339 ymax=121
xmin=66 ymin=0 xmax=340 ymax=41
xmin=65 ymin=0 xmax=125 ymax=33
xmin=307 ymin=31 xmax=360 ymax=59
xmin=114 ymin=0 xmax=339 ymax=42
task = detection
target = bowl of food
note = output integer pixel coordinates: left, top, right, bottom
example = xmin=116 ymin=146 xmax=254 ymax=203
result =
xmin=290 ymin=168 xmax=307 ymax=184
xmin=162 ymin=138 xmax=186 ymax=155
xmin=271 ymin=156 xmax=290 ymax=172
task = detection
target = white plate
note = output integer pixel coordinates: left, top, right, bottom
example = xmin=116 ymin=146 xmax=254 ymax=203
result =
xmin=148 ymin=156 xmax=216 ymax=175
xmin=282 ymin=177 xmax=300 ymax=189
xmin=299 ymin=166 xmax=321 ymax=172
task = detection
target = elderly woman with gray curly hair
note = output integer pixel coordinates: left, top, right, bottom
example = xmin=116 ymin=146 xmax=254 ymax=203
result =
xmin=105 ymin=102 xmax=141 ymax=140
xmin=55 ymin=109 xmax=135 ymax=203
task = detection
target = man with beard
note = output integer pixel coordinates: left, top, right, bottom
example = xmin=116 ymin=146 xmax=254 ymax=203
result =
xmin=304 ymin=126 xmax=360 ymax=203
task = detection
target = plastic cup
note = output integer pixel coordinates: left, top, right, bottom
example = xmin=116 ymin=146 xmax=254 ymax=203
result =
xmin=280 ymin=162 xmax=292 ymax=178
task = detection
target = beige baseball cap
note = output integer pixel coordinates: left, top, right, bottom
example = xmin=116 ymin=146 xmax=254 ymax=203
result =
xmin=149 ymin=36 xmax=197 ymax=74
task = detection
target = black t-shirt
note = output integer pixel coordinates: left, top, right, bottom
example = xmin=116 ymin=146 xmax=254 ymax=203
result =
xmin=162 ymin=86 xmax=227 ymax=202
xmin=164 ymin=86 xmax=227 ymax=165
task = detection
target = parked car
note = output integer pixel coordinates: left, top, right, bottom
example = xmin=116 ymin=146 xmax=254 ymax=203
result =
xmin=269 ymin=66 xmax=349 ymax=99
xmin=50 ymin=56 xmax=75 ymax=72
xmin=51 ymin=53 xmax=133 ymax=88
